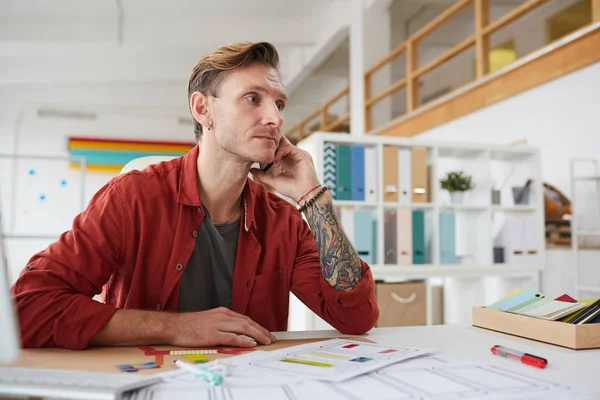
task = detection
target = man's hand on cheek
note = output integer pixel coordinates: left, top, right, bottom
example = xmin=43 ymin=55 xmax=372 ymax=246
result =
xmin=250 ymin=136 xmax=320 ymax=203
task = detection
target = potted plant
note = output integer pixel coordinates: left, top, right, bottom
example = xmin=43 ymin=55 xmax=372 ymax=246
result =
xmin=440 ymin=171 xmax=474 ymax=204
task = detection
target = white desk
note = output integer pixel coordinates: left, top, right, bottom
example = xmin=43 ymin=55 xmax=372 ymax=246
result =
xmin=6 ymin=324 xmax=600 ymax=399
xmin=277 ymin=324 xmax=600 ymax=396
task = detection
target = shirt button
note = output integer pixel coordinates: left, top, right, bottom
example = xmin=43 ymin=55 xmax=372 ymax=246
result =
xmin=176 ymin=264 xmax=183 ymax=271
xmin=192 ymin=231 xmax=197 ymax=238
xmin=156 ymin=303 xmax=161 ymax=310
xmin=25 ymin=265 xmax=34 ymax=271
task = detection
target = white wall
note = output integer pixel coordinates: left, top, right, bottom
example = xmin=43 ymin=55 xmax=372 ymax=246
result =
xmin=0 ymin=82 xmax=193 ymax=283
xmin=364 ymin=1 xmax=393 ymax=130
xmin=414 ymin=61 xmax=600 ymax=299
xmin=285 ymin=1 xmax=396 ymax=131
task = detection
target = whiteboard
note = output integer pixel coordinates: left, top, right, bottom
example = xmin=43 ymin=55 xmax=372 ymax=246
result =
xmin=0 ymin=155 xmax=85 ymax=237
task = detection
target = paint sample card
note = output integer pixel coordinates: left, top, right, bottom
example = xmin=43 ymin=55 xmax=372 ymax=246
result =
xmin=518 ymin=300 xmax=587 ymax=320
xmin=231 ymin=339 xmax=431 ymax=382
xmin=487 ymin=289 xmax=543 ymax=311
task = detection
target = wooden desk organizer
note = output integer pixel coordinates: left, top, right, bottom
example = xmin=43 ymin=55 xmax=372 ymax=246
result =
xmin=472 ymin=306 xmax=600 ymax=350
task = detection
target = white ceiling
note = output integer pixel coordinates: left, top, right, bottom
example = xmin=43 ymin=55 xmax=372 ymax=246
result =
xmin=2 ymin=0 xmax=336 ymax=18
xmin=0 ymin=0 xmax=349 ymax=86
xmin=0 ymin=0 xmax=359 ymax=136
xmin=121 ymin=0 xmax=339 ymax=18
xmin=0 ymin=0 xmax=342 ymax=47
xmin=0 ymin=0 xmax=531 ymax=133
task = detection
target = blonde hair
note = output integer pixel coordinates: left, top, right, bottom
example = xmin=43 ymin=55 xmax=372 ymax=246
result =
xmin=187 ymin=42 xmax=280 ymax=142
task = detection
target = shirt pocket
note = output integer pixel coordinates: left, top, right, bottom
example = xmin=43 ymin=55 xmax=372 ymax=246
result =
xmin=252 ymin=269 xmax=287 ymax=290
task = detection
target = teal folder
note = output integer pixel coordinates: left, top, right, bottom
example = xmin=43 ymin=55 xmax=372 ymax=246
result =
xmin=371 ymin=218 xmax=377 ymax=265
xmin=350 ymin=146 xmax=365 ymax=201
xmin=354 ymin=209 xmax=375 ymax=264
xmin=323 ymin=143 xmax=337 ymax=199
xmin=335 ymin=145 xmax=351 ymax=200
xmin=440 ymin=212 xmax=457 ymax=264
xmin=412 ymin=210 xmax=425 ymax=264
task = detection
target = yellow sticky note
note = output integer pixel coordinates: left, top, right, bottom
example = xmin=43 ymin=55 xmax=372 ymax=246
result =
xmin=185 ymin=354 xmax=209 ymax=362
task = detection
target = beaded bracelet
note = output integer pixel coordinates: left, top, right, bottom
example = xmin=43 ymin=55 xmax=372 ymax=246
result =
xmin=298 ymin=186 xmax=329 ymax=213
xmin=297 ymin=184 xmax=322 ymax=204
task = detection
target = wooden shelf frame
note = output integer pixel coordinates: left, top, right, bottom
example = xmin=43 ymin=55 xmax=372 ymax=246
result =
xmin=284 ymin=0 xmax=600 ymax=141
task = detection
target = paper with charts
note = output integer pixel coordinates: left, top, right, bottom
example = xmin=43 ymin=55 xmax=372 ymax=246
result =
xmin=236 ymin=338 xmax=430 ymax=382
xmin=125 ymin=339 xmax=594 ymax=400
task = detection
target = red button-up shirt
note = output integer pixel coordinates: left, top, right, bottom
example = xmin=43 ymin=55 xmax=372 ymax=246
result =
xmin=12 ymin=146 xmax=379 ymax=350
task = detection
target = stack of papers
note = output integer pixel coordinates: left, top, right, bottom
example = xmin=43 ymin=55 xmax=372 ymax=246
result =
xmin=514 ymin=299 xmax=586 ymax=320
xmin=560 ymin=298 xmax=600 ymax=324
xmin=487 ymin=289 xmax=593 ymax=321
xmin=124 ymin=338 xmax=595 ymax=400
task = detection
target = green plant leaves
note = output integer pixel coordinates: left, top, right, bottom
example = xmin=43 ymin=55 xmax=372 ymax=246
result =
xmin=440 ymin=170 xmax=474 ymax=192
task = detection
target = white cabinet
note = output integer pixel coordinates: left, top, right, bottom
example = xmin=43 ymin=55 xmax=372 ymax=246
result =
xmin=288 ymin=133 xmax=544 ymax=329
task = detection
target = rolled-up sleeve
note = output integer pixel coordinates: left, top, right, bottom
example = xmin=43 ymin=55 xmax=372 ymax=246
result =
xmin=11 ymin=181 xmax=126 ymax=349
xmin=290 ymin=215 xmax=379 ymax=335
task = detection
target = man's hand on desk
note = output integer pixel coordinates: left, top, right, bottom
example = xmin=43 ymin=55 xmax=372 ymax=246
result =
xmin=91 ymin=307 xmax=276 ymax=348
xmin=167 ymin=307 xmax=277 ymax=347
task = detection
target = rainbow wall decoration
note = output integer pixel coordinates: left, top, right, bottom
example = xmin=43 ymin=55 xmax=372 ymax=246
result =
xmin=68 ymin=137 xmax=195 ymax=172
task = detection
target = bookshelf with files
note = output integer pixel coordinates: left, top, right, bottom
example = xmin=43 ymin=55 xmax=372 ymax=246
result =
xmin=570 ymin=158 xmax=600 ymax=300
xmin=289 ymin=132 xmax=545 ymax=329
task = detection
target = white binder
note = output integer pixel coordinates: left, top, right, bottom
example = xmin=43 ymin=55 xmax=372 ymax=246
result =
xmin=398 ymin=148 xmax=412 ymax=205
xmin=503 ymin=216 xmax=526 ymax=264
xmin=364 ymin=146 xmax=378 ymax=203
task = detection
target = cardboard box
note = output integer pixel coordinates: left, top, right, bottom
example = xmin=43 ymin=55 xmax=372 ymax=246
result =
xmin=472 ymin=306 xmax=600 ymax=350
xmin=376 ymin=282 xmax=426 ymax=327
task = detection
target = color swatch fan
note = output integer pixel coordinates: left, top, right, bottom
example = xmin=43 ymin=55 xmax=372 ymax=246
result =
xmin=487 ymin=289 xmax=589 ymax=321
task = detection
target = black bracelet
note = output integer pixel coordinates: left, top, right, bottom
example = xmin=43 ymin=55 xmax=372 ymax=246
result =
xmin=298 ymin=186 xmax=328 ymax=213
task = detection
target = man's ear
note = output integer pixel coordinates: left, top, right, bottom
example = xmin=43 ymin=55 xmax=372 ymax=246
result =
xmin=190 ymin=91 xmax=212 ymax=128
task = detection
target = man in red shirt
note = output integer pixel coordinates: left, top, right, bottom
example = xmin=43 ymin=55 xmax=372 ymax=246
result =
xmin=11 ymin=42 xmax=379 ymax=350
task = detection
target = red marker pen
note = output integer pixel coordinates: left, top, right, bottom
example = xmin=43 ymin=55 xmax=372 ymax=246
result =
xmin=491 ymin=345 xmax=547 ymax=369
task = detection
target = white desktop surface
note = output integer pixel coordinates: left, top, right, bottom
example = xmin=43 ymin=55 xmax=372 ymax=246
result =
xmin=276 ymin=324 xmax=600 ymax=394
xmin=5 ymin=324 xmax=599 ymax=399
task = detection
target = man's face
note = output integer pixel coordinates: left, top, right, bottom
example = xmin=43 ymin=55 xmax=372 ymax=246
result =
xmin=210 ymin=62 xmax=287 ymax=165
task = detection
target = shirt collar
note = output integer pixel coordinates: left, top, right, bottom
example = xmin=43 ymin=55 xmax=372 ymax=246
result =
xmin=177 ymin=145 xmax=202 ymax=207
xmin=177 ymin=145 xmax=258 ymax=231
xmin=243 ymin=179 xmax=258 ymax=231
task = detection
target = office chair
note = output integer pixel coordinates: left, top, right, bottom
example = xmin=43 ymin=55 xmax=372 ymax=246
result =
xmin=120 ymin=155 xmax=178 ymax=175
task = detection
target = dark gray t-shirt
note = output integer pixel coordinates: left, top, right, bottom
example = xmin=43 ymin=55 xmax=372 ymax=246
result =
xmin=177 ymin=212 xmax=240 ymax=312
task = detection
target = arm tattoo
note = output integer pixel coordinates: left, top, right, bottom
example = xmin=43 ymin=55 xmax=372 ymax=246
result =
xmin=304 ymin=199 xmax=363 ymax=291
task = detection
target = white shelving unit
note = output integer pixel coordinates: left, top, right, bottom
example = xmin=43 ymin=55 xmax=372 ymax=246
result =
xmin=571 ymin=158 xmax=600 ymax=298
xmin=290 ymin=132 xmax=545 ymax=330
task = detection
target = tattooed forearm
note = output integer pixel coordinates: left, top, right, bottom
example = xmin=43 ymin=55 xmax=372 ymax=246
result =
xmin=304 ymin=193 xmax=363 ymax=291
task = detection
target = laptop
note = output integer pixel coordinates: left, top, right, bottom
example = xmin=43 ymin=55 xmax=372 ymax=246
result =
xmin=0 ymin=197 xmax=20 ymax=365
xmin=0 ymin=193 xmax=162 ymax=399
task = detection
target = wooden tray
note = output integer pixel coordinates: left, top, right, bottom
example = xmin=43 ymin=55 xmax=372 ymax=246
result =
xmin=472 ymin=306 xmax=600 ymax=350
